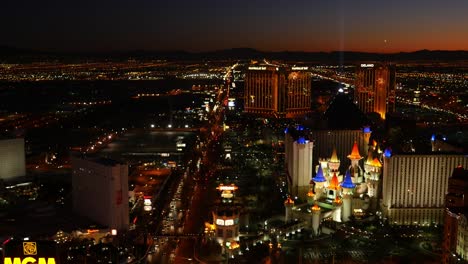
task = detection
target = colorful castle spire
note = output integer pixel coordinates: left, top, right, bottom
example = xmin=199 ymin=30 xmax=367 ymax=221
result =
xmin=312 ymin=164 xmax=327 ymax=183
xmin=330 ymin=148 xmax=339 ymax=162
xmin=347 ymin=141 xmax=362 ymax=160
xmin=341 ymin=170 xmax=356 ymax=189
xmin=370 ymin=157 xmax=382 ymax=168
xmin=329 ymin=172 xmax=340 ymax=190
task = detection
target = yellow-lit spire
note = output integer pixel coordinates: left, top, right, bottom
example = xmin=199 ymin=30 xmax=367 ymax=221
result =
xmin=370 ymin=157 xmax=382 ymax=167
xmin=330 ymin=148 xmax=339 ymax=162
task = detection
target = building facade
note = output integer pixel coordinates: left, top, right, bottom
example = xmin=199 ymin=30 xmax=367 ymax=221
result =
xmin=0 ymin=138 xmax=26 ymax=180
xmin=244 ymin=65 xmax=311 ymax=118
xmin=442 ymin=166 xmax=468 ymax=264
xmin=285 ymin=126 xmax=314 ymax=199
xmin=381 ymin=154 xmax=468 ymax=225
xmin=354 ymin=63 xmax=396 ymax=119
xmin=72 ymin=155 xmax=129 ymax=231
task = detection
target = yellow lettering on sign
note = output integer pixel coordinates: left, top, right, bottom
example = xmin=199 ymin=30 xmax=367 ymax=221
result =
xmin=38 ymin=258 xmax=56 ymax=264
xmin=4 ymin=258 xmax=22 ymax=264
xmin=22 ymin=257 xmax=37 ymax=264
xmin=3 ymin=258 xmax=56 ymax=264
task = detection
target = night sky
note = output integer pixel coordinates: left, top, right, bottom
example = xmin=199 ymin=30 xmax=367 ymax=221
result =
xmin=2 ymin=0 xmax=468 ymax=52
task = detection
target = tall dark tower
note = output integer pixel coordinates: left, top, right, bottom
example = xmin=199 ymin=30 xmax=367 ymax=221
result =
xmin=354 ymin=63 xmax=396 ymax=119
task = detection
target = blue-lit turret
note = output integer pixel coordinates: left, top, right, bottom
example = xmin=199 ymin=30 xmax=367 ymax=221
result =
xmin=363 ymin=126 xmax=372 ymax=133
xmin=341 ymin=170 xmax=355 ymax=222
xmin=312 ymin=164 xmax=326 ymax=198
xmin=384 ymin=148 xmax=392 ymax=158
xmin=341 ymin=170 xmax=356 ymax=189
xmin=312 ymin=164 xmax=327 ymax=183
xmin=296 ymin=137 xmax=307 ymax=144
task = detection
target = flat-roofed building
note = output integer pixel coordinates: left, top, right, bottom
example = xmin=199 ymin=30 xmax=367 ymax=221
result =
xmin=382 ymin=154 xmax=468 ymax=225
xmin=0 ymin=138 xmax=26 ymax=180
xmin=72 ymin=155 xmax=129 ymax=231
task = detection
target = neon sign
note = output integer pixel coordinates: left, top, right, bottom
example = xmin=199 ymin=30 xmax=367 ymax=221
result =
xmin=4 ymin=257 xmax=56 ymax=264
xmin=248 ymin=66 xmax=266 ymax=70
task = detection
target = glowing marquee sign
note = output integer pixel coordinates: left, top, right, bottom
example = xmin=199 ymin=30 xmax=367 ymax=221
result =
xmin=248 ymin=66 xmax=266 ymax=70
xmin=3 ymin=242 xmax=57 ymax=264
xmin=360 ymin=64 xmax=374 ymax=68
xmin=291 ymin=66 xmax=308 ymax=70
xmin=216 ymin=184 xmax=238 ymax=191
xmin=4 ymin=258 xmax=56 ymax=264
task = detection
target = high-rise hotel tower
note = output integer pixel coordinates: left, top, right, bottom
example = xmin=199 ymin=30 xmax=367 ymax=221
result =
xmin=382 ymin=153 xmax=468 ymax=225
xmin=354 ymin=63 xmax=396 ymax=119
xmin=244 ymin=65 xmax=311 ymax=118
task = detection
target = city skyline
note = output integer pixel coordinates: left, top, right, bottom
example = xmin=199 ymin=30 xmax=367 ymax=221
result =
xmin=1 ymin=0 xmax=468 ymax=52
xmin=1 ymin=0 xmax=467 ymax=262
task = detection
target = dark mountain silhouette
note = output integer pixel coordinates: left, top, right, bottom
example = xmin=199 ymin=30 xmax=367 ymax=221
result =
xmin=1 ymin=45 xmax=468 ymax=63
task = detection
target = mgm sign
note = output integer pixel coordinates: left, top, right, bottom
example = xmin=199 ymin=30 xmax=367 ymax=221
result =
xmin=3 ymin=241 xmax=58 ymax=264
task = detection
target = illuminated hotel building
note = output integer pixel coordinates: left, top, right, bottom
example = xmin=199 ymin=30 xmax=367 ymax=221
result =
xmin=381 ymin=154 xmax=468 ymax=225
xmin=210 ymin=184 xmax=240 ymax=256
xmin=244 ymin=65 xmax=311 ymax=118
xmin=212 ymin=208 xmax=240 ymax=244
xmin=354 ymin=63 xmax=396 ymax=119
xmin=443 ymin=166 xmax=468 ymax=264
xmin=72 ymin=155 xmax=129 ymax=231
xmin=0 ymin=138 xmax=26 ymax=180
xmin=284 ymin=126 xmax=314 ymax=198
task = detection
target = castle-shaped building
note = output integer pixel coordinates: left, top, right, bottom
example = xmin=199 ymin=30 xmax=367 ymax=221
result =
xmin=284 ymin=140 xmax=382 ymax=235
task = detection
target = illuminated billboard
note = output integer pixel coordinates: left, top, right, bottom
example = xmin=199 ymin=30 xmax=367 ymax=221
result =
xmin=248 ymin=66 xmax=266 ymax=70
xmin=291 ymin=66 xmax=308 ymax=70
xmin=216 ymin=184 xmax=238 ymax=191
xmin=3 ymin=240 xmax=59 ymax=264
